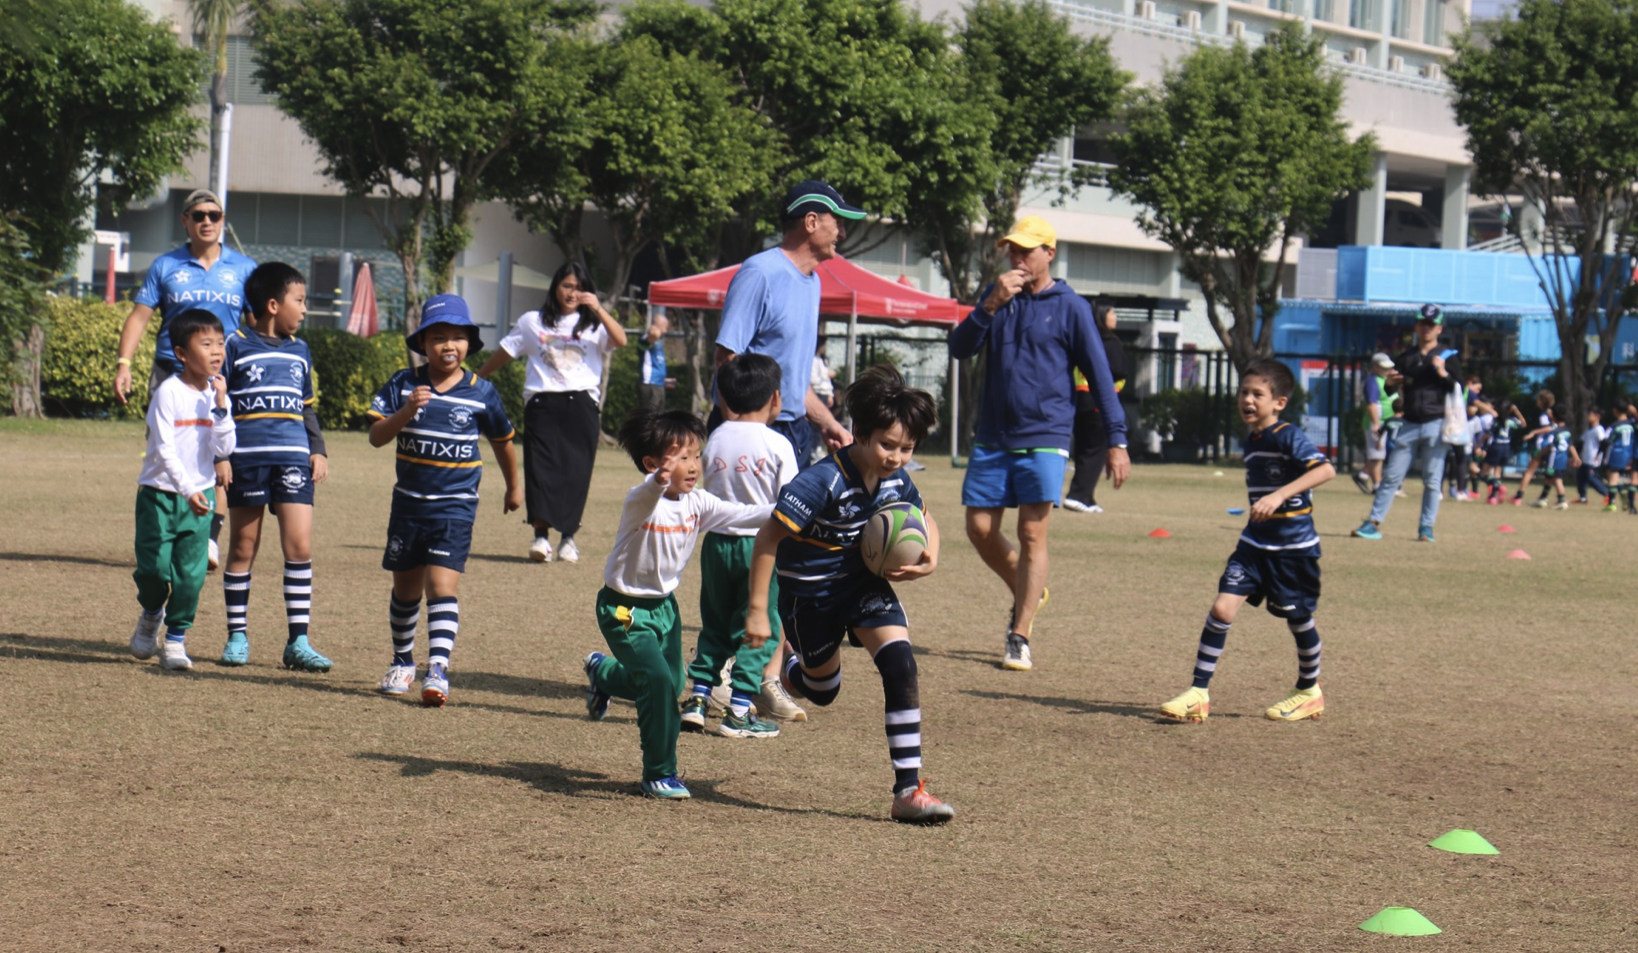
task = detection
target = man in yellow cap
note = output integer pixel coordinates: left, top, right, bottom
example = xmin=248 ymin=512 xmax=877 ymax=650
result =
xmin=949 ymin=215 xmax=1130 ymax=671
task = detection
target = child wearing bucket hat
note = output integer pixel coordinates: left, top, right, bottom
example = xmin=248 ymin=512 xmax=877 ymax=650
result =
xmin=365 ymin=294 xmax=522 ymax=706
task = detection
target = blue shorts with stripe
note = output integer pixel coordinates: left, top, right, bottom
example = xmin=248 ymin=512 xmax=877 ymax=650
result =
xmin=226 ymin=464 xmax=315 ymax=508
xmin=961 ymin=444 xmax=1067 ymax=508
xmin=778 ymin=574 xmax=907 ymax=669
xmin=382 ymin=514 xmax=472 ymax=573
xmin=1218 ymin=540 xmax=1320 ymax=620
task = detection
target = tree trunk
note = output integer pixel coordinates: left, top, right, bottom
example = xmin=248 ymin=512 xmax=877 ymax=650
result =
xmin=208 ymin=68 xmax=228 ymax=196
xmin=10 ymin=324 xmax=44 ymax=419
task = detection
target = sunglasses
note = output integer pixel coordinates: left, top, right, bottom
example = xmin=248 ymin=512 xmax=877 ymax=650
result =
xmin=188 ymin=209 xmax=224 ymax=223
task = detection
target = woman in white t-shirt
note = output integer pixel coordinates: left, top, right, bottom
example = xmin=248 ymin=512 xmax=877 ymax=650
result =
xmin=477 ymin=261 xmax=627 ymax=563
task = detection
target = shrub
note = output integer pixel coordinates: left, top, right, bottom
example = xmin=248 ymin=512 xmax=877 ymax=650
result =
xmin=300 ymin=327 xmax=407 ymax=430
xmin=41 ymin=295 xmax=154 ymax=419
xmin=466 ymin=348 xmax=525 ymax=433
xmin=600 ymin=338 xmax=698 ymax=433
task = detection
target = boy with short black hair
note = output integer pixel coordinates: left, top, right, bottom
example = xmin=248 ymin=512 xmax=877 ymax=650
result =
xmin=367 ymin=295 xmax=521 ymax=707
xmin=216 ymin=261 xmax=332 ymax=671
xmin=746 ymin=366 xmax=953 ymax=823
xmin=1481 ymin=399 xmax=1525 ymax=504
xmin=1574 ymin=407 xmax=1612 ymax=508
xmin=1531 ymin=408 xmax=1577 ymax=510
xmin=583 ymin=409 xmax=774 ymax=800
xmin=1606 ymin=404 xmax=1636 ymax=512
xmin=680 ymin=354 xmax=802 ymax=738
xmin=128 ymin=309 xmax=237 ymax=670
xmin=1160 ymin=359 xmax=1336 ymax=724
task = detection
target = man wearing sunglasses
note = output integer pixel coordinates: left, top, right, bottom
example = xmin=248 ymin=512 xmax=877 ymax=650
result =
xmin=116 ymin=188 xmax=258 ymax=568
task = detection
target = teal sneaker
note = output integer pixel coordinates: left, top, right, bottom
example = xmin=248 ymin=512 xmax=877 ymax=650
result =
xmin=639 ymin=775 xmax=691 ymax=800
xmin=680 ymin=695 xmax=708 ymax=732
xmin=282 ymin=636 xmax=333 ymax=672
xmin=584 ymin=652 xmax=611 ymax=721
xmin=717 ymin=711 xmax=780 ymax=739
xmin=1417 ymin=525 xmax=1436 ymax=543
xmin=220 ymin=631 xmax=250 ymax=666
xmin=1350 ymin=520 xmax=1383 ymax=540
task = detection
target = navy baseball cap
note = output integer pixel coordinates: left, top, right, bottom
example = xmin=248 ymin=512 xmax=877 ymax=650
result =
xmin=410 ymin=294 xmax=482 ymax=354
xmin=1418 ymin=303 xmax=1444 ymax=325
xmin=781 ymin=180 xmax=867 ymax=223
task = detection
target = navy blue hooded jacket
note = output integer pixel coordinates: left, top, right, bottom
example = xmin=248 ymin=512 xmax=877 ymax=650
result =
xmin=949 ymin=278 xmax=1127 ymax=452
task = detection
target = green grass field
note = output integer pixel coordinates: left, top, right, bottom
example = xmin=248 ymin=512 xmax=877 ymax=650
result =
xmin=1 ymin=420 xmax=1633 ymax=951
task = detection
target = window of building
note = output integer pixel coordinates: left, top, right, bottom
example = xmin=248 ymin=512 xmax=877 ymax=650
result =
xmin=194 ymin=35 xmax=276 ymax=106
xmin=1314 ymin=0 xmax=1336 ymax=22
xmin=1391 ymin=0 xmax=1413 ymax=38
xmin=1349 ymin=0 xmax=1378 ymax=30
xmin=1423 ymin=0 xmax=1446 ymax=45
xmin=1270 ymin=0 xmax=1297 ymax=13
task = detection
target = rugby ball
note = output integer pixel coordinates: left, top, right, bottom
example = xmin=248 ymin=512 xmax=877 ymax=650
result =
xmin=860 ymin=502 xmax=929 ymax=576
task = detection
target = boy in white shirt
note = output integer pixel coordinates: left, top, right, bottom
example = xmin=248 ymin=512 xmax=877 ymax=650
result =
xmin=679 ymin=355 xmax=801 ymax=739
xmin=128 ymin=310 xmax=237 ymax=670
xmin=582 ymin=410 xmax=773 ymax=800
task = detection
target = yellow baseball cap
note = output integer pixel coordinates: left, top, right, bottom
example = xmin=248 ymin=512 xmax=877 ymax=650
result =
xmin=997 ymin=215 xmax=1056 ymax=250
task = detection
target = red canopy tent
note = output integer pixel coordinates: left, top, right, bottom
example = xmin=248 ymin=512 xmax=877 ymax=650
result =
xmin=647 ymin=254 xmax=967 ymax=327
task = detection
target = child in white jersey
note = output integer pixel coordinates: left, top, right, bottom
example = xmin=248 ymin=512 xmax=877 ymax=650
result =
xmin=680 ymin=355 xmax=802 ymax=738
xmin=582 ymin=410 xmax=773 ymax=800
xmin=128 ymin=309 xmax=237 ymax=670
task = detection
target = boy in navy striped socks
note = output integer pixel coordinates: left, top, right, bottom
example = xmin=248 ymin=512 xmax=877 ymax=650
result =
xmin=216 ymin=262 xmax=332 ymax=671
xmin=366 ymin=295 xmax=521 ymax=706
xmin=1160 ymin=360 xmax=1336 ymax=724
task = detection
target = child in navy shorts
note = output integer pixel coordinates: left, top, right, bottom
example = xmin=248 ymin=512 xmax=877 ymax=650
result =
xmin=366 ymin=295 xmax=521 ymax=706
xmin=1160 ymin=360 xmax=1336 ymax=724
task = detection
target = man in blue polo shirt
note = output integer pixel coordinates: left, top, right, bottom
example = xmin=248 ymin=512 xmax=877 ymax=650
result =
xmin=115 ymin=189 xmax=258 ymax=568
xmin=713 ymin=180 xmax=859 ymax=469
xmin=949 ymin=216 xmax=1130 ymax=672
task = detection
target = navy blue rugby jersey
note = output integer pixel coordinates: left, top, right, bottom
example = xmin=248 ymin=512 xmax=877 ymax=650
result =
xmin=772 ymin=449 xmax=925 ymax=598
xmin=1607 ymin=420 xmax=1635 ymax=464
xmin=1488 ymin=416 xmax=1520 ymax=449
xmin=367 ymin=368 xmax=515 ymax=520
xmin=224 ymin=329 xmax=316 ymax=468
xmin=1240 ymin=421 xmax=1327 ymax=554
xmin=1547 ymin=425 xmax=1572 ymax=467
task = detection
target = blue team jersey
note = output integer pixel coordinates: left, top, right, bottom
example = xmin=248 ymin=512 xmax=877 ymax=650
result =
xmin=1489 ymin=417 xmax=1520 ymax=448
xmin=773 ymin=449 xmax=925 ymax=598
xmin=367 ymin=368 xmax=515 ymax=521
xmin=641 ymin=339 xmax=667 ymax=385
xmin=1608 ymin=420 xmax=1634 ymax=466
xmin=1240 ymin=422 xmax=1327 ymax=554
xmin=135 ymin=245 xmax=257 ymax=367
xmin=224 ymin=329 xmax=315 ymax=467
xmin=1547 ymin=426 xmax=1572 ymax=468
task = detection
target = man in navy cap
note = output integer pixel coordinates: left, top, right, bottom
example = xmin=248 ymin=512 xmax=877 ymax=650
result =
xmin=1351 ymin=303 xmax=1462 ymax=543
xmin=713 ymin=180 xmax=863 ymax=465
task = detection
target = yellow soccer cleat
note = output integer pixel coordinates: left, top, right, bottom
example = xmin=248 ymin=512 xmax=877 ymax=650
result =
xmin=1265 ymin=685 xmax=1324 ymax=722
xmin=1159 ymin=686 xmax=1210 ymax=723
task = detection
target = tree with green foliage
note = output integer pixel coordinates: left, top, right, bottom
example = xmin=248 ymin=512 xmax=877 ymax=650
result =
xmin=910 ymin=0 xmax=1126 ymax=306
xmin=189 ymin=0 xmax=246 ymax=200
xmin=1448 ymin=0 xmax=1638 ymax=431
xmin=1108 ymin=24 xmax=1374 ymax=372
xmin=250 ymin=0 xmax=594 ymax=332
xmin=0 ymin=0 xmax=204 ymax=416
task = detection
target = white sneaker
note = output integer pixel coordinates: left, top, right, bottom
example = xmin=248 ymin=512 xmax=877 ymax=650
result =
xmin=160 ymin=639 xmax=193 ymax=671
xmin=1061 ymin=499 xmax=1090 ymax=513
xmin=557 ymin=536 xmax=580 ymax=563
xmin=529 ymin=536 xmax=552 ymax=563
xmin=378 ymin=664 xmax=416 ymax=695
xmin=207 ymin=538 xmax=220 ymax=573
xmin=705 ymin=658 xmax=735 ymax=715
xmin=754 ymin=676 xmax=808 ymax=722
xmin=1086 ymin=504 xmax=1105 ymax=514
xmin=129 ymin=608 xmax=164 ymax=660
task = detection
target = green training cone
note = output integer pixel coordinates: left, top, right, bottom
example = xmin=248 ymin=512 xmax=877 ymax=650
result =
xmin=1429 ymin=829 xmax=1499 ymax=855
xmin=1360 ymin=907 xmax=1442 ymax=936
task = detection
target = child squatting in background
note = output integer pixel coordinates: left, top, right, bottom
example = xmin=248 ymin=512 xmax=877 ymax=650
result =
xmin=128 ymin=309 xmax=237 ymax=670
xmin=1160 ymin=359 xmax=1336 ymax=724
xmin=745 ymin=366 xmax=953 ymax=824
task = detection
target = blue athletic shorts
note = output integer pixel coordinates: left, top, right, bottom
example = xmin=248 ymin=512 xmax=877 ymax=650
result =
xmin=382 ymin=514 xmax=472 ymax=573
xmin=1218 ymin=541 xmax=1320 ymax=620
xmin=961 ymin=444 xmax=1067 ymax=508
xmin=778 ymin=575 xmax=908 ymax=670
xmin=1606 ymin=451 xmax=1631 ymax=471
xmin=226 ymin=464 xmax=315 ymax=508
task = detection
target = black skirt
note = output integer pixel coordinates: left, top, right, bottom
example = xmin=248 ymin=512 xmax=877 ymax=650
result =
xmin=523 ymin=390 xmax=601 ymax=536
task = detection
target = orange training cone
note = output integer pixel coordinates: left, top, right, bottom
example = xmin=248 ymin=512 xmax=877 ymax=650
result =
xmin=1148 ymin=528 xmax=1171 ymax=538
xmin=1506 ymin=549 xmax=1531 ymax=560
xmin=1497 ymin=525 xmax=1516 ymax=533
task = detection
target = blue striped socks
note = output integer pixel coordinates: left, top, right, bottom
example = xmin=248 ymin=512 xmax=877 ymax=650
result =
xmin=874 ymin=640 xmax=922 ymax=794
xmin=283 ymin=561 xmax=312 ymax=645
xmin=1192 ymin=615 xmax=1231 ymax=688
xmin=1290 ymin=616 xmax=1322 ymax=690
xmin=390 ymin=595 xmax=419 ymax=666
xmin=223 ymin=571 xmax=251 ymax=634
xmin=427 ymin=597 xmax=459 ymax=667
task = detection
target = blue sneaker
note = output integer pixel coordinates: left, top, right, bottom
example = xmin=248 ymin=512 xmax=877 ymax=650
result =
xmin=282 ymin=636 xmax=332 ymax=672
xmin=220 ymin=631 xmax=250 ymax=666
xmin=639 ymin=775 xmax=691 ymax=800
xmin=421 ymin=660 xmax=449 ymax=707
xmin=1350 ymin=520 xmax=1383 ymax=540
xmin=584 ymin=652 xmax=611 ymax=720
xmin=1417 ymin=525 xmax=1436 ymax=543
